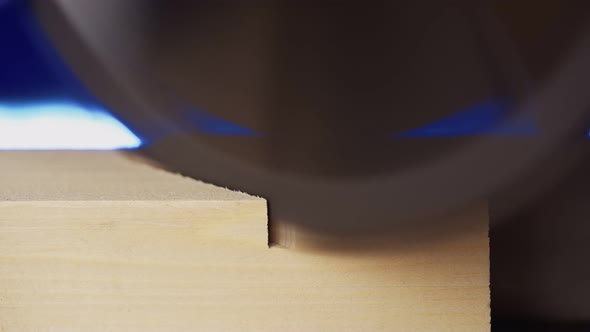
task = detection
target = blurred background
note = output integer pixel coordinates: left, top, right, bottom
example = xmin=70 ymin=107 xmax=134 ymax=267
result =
xmin=2 ymin=1 xmax=590 ymax=330
xmin=0 ymin=0 xmax=140 ymax=149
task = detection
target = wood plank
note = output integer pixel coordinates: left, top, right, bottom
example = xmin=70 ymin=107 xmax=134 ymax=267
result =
xmin=0 ymin=151 xmax=489 ymax=331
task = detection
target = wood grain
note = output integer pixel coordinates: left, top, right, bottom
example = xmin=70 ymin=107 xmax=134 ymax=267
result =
xmin=0 ymin=151 xmax=489 ymax=331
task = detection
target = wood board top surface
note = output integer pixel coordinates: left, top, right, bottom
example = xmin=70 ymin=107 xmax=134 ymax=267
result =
xmin=0 ymin=151 xmax=260 ymax=201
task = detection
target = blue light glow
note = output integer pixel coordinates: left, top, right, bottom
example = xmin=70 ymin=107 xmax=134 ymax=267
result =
xmin=0 ymin=102 xmax=141 ymax=150
xmin=392 ymin=99 xmax=537 ymax=137
xmin=182 ymin=107 xmax=261 ymax=136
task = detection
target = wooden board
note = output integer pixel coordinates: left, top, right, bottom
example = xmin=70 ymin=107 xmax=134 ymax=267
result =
xmin=0 ymin=151 xmax=489 ymax=331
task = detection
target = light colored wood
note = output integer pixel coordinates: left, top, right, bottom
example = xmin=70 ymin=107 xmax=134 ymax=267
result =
xmin=0 ymin=151 xmax=253 ymax=201
xmin=0 ymin=151 xmax=489 ymax=331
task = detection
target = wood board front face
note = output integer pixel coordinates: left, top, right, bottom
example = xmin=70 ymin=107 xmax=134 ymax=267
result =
xmin=0 ymin=151 xmax=489 ymax=331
